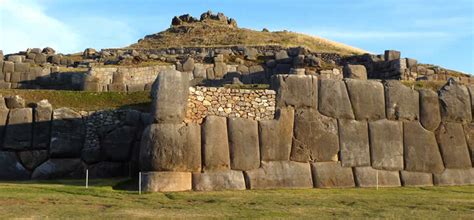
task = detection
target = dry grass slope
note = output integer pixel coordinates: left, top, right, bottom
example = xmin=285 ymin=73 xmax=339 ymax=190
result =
xmin=128 ymin=21 xmax=367 ymax=55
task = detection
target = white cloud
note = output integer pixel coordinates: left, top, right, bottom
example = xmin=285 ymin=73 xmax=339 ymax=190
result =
xmin=0 ymin=0 xmax=81 ymax=54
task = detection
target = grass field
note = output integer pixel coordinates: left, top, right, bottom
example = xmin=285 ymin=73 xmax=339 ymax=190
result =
xmin=0 ymin=179 xmax=472 ymax=219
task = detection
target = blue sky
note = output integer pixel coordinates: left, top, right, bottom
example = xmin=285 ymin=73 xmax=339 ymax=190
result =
xmin=0 ymin=0 xmax=473 ymax=74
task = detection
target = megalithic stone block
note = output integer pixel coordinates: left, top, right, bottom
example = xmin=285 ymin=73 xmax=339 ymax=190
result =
xmin=400 ymin=171 xmax=433 ymax=187
xmin=353 ymin=167 xmax=401 ymax=188
xmin=345 ymin=79 xmax=385 ymax=121
xmin=438 ymin=80 xmax=472 ymax=123
xmin=192 ymin=170 xmax=246 ymax=191
xmin=463 ymin=123 xmax=474 ymax=166
xmin=151 ymin=70 xmax=189 ymax=123
xmin=339 ymin=119 xmax=370 ymax=167
xmin=259 ymin=107 xmax=294 ymax=161
xmin=433 ymin=168 xmax=474 ymax=186
xmin=228 ymin=118 xmax=259 ymax=171
xmin=291 ymin=108 xmax=339 ymax=162
xmin=419 ymin=89 xmax=441 ymax=131
xmin=49 ymin=108 xmax=85 ymax=158
xmin=368 ymin=119 xmax=403 ymax=171
xmin=311 ymin=162 xmax=355 ymax=188
xmin=384 ymin=80 xmax=419 ymax=121
xmin=139 ymin=123 xmax=201 ymax=172
xmin=33 ymin=100 xmax=52 ymax=149
xmin=435 ymin=123 xmax=471 ymax=168
xmin=244 ymin=161 xmax=313 ymax=189
xmin=271 ymin=75 xmax=318 ymax=108
xmin=141 ymin=172 xmax=192 ymax=192
xmin=403 ymin=121 xmax=444 ymax=173
xmin=202 ymin=116 xmax=231 ymax=171
xmin=3 ymin=108 xmax=33 ymax=150
xmin=318 ymin=79 xmax=354 ymax=119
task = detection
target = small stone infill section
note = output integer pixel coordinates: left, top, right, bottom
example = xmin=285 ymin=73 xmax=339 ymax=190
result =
xmin=186 ymin=86 xmax=276 ymax=123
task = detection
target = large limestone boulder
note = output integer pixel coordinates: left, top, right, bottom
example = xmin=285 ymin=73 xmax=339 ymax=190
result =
xmin=33 ymin=100 xmax=52 ymax=149
xmin=228 ymin=118 xmax=260 ymax=171
xmin=343 ymin=64 xmax=367 ymax=80
xmin=0 ymin=151 xmax=30 ymax=180
xmin=151 ymin=70 xmax=189 ymax=123
xmin=311 ymin=162 xmax=355 ymax=188
xmin=202 ymin=116 xmax=230 ymax=171
xmin=141 ymin=172 xmax=192 ymax=192
xmin=18 ymin=150 xmax=49 ymax=170
xmin=31 ymin=159 xmax=84 ymax=180
xmin=433 ymin=168 xmax=474 ymax=186
xmin=291 ymin=108 xmax=339 ymax=162
xmin=345 ymin=79 xmax=385 ymax=120
xmin=182 ymin=57 xmax=195 ymax=72
xmin=192 ymin=170 xmax=246 ymax=191
xmin=400 ymin=171 xmax=433 ymax=187
xmin=245 ymin=161 xmax=313 ymax=189
xmin=403 ymin=121 xmax=444 ymax=173
xmin=419 ymin=89 xmax=441 ymax=131
xmin=271 ymin=75 xmax=318 ymax=108
xmin=369 ymin=119 xmax=403 ymax=170
xmin=384 ymin=80 xmax=419 ymax=121
xmin=5 ymin=95 xmax=25 ymax=108
xmin=50 ymin=108 xmax=85 ymax=158
xmin=259 ymin=107 xmax=294 ymax=161
xmin=438 ymin=80 xmax=472 ymax=123
xmin=435 ymin=123 xmax=471 ymax=168
xmin=463 ymin=123 xmax=474 ymax=166
xmin=339 ymin=119 xmax=370 ymax=167
xmin=102 ymin=126 xmax=136 ymax=162
xmin=353 ymin=167 xmax=401 ymax=187
xmin=3 ymin=108 xmax=33 ymax=150
xmin=140 ymin=123 xmax=201 ymax=172
xmin=318 ymin=79 xmax=354 ymax=119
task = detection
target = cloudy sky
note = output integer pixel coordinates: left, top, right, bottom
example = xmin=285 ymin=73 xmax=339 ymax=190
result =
xmin=0 ymin=0 xmax=472 ymax=73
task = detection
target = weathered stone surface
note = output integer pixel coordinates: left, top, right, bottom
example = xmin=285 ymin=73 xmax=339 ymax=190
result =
xmin=213 ymin=62 xmax=227 ymax=79
xmin=50 ymin=108 xmax=85 ymax=158
xmin=259 ymin=107 xmax=294 ymax=161
xmin=339 ymin=119 xmax=370 ymax=167
xmin=369 ymin=119 xmax=403 ymax=170
xmin=275 ymin=50 xmax=290 ymax=63
xmin=343 ymin=64 xmax=367 ymax=80
xmin=291 ymin=108 xmax=339 ymax=162
xmin=192 ymin=170 xmax=246 ymax=191
xmin=438 ymin=80 xmax=472 ymax=123
xmin=403 ymin=121 xmax=444 ymax=173
xmin=5 ymin=95 xmax=25 ymax=108
xmin=228 ymin=118 xmax=259 ymax=170
xmin=272 ymin=75 xmax=318 ymax=108
xmin=435 ymin=123 xmax=471 ymax=168
xmin=463 ymin=123 xmax=474 ymax=166
xmin=88 ymin=162 xmax=128 ymax=178
xmin=140 ymin=123 xmax=201 ymax=172
xmin=419 ymin=89 xmax=441 ymax=131
xmin=311 ymin=162 xmax=355 ymax=188
xmin=33 ymin=100 xmax=52 ymax=149
xmin=384 ymin=80 xmax=419 ymax=120
xmin=345 ymin=79 xmax=385 ymax=120
xmin=353 ymin=167 xmax=401 ymax=187
xmin=0 ymin=151 xmax=30 ymax=180
xmin=141 ymin=171 xmax=192 ymax=192
xmin=202 ymin=116 xmax=230 ymax=171
xmin=245 ymin=161 xmax=313 ymax=189
xmin=193 ymin=63 xmax=207 ymax=79
xmin=319 ymin=79 xmax=354 ymax=119
xmin=18 ymin=150 xmax=48 ymax=170
xmin=102 ymin=126 xmax=136 ymax=162
xmin=400 ymin=171 xmax=433 ymax=187
xmin=384 ymin=50 xmax=401 ymax=61
xmin=151 ymin=70 xmax=189 ymax=123
xmin=468 ymin=85 xmax=474 ymax=119
xmin=0 ymin=106 xmax=8 ymax=143
xmin=32 ymin=159 xmax=84 ymax=180
xmin=182 ymin=57 xmax=195 ymax=72
xmin=3 ymin=108 xmax=33 ymax=150
xmin=3 ymin=61 xmax=14 ymax=73
xmin=433 ymin=168 xmax=474 ymax=186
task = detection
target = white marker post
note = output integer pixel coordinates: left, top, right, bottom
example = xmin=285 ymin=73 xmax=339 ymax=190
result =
xmin=376 ymin=170 xmax=379 ymax=190
xmin=86 ymin=169 xmax=89 ymax=189
xmin=138 ymin=172 xmax=142 ymax=195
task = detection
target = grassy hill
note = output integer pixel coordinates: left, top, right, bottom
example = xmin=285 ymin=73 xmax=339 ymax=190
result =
xmin=128 ymin=19 xmax=367 ymax=56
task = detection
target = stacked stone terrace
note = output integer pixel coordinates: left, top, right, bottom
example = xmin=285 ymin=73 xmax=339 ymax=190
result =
xmin=139 ymin=70 xmax=474 ymax=192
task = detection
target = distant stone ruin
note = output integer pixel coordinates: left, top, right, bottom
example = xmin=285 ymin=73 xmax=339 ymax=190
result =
xmin=171 ymin=11 xmax=238 ymax=27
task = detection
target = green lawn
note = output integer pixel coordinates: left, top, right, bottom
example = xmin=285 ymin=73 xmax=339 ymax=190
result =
xmin=0 ymin=179 xmax=472 ymax=219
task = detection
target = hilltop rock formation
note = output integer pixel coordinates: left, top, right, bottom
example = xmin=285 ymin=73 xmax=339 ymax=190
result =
xmin=171 ymin=11 xmax=237 ymax=28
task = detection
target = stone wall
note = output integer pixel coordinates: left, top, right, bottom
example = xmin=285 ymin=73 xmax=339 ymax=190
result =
xmin=140 ymin=71 xmax=473 ymax=192
xmin=185 ymin=86 xmax=276 ymax=123
xmin=0 ymin=95 xmax=149 ymax=180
